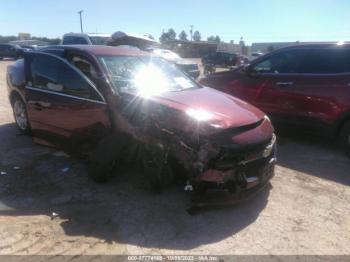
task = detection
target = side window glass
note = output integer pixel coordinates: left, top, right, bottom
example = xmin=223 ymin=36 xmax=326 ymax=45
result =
xmin=31 ymin=54 xmax=99 ymax=100
xmin=63 ymin=36 xmax=88 ymax=45
xmin=59 ymin=64 xmax=94 ymax=98
xmin=75 ymin=37 xmax=88 ymax=44
xmin=31 ymin=55 xmax=60 ymax=90
xmin=70 ymin=56 xmax=98 ymax=82
xmin=253 ymin=51 xmax=299 ymax=74
xmin=338 ymin=49 xmax=350 ymax=73
xmin=298 ymin=49 xmax=350 ymax=74
xmin=298 ymin=50 xmax=333 ymax=74
xmin=62 ymin=36 xmax=73 ymax=45
xmin=254 ymin=59 xmax=271 ymax=73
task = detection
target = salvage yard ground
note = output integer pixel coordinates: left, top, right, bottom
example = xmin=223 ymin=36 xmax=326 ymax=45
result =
xmin=0 ymin=60 xmax=350 ymax=255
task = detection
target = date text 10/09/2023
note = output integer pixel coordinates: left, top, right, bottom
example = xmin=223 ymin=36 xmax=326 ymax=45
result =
xmin=127 ymin=256 xmax=219 ymax=261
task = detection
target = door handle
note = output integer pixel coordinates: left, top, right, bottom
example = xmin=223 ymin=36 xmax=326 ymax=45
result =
xmin=276 ymin=82 xmax=294 ymax=87
xmin=30 ymin=102 xmax=51 ymax=110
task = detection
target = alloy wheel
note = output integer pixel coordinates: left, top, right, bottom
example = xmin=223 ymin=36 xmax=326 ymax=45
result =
xmin=13 ymin=99 xmax=28 ymax=131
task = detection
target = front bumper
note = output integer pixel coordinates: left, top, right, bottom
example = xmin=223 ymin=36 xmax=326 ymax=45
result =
xmin=191 ymin=135 xmax=277 ymax=206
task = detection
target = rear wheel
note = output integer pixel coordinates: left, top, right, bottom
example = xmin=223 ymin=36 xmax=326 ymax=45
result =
xmin=12 ymin=95 xmax=30 ymax=134
xmin=339 ymin=121 xmax=350 ymax=157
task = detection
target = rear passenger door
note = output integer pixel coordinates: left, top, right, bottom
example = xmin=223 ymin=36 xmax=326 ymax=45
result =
xmin=254 ymin=48 xmax=350 ymax=128
xmin=25 ymin=52 xmax=110 ymax=148
xmin=289 ymin=48 xmax=350 ymax=126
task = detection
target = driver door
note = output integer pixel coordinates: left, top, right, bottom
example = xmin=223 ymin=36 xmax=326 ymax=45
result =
xmin=25 ymin=52 xmax=111 ymax=148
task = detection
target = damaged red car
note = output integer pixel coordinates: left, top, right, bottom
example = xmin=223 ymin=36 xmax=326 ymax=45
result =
xmin=7 ymin=45 xmax=276 ymax=204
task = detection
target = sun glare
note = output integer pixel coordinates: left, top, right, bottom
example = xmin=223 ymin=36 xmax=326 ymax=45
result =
xmin=134 ymin=64 xmax=169 ymax=98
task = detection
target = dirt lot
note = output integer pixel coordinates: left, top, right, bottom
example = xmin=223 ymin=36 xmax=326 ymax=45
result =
xmin=0 ymin=60 xmax=350 ymax=255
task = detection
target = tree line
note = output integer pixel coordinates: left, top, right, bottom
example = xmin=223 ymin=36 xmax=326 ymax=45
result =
xmin=159 ymin=28 xmax=221 ymax=43
xmin=0 ymin=30 xmax=221 ymax=45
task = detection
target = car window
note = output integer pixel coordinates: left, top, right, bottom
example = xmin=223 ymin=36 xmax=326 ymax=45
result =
xmin=89 ymin=36 xmax=110 ymax=45
xmin=253 ymin=50 xmax=299 ymax=74
xmin=30 ymin=54 xmax=97 ymax=99
xmin=337 ymin=48 xmax=350 ymax=73
xmin=298 ymin=48 xmax=350 ymax=74
xmin=99 ymin=55 xmax=199 ymax=94
xmin=69 ymin=55 xmax=98 ymax=82
xmin=58 ymin=64 xmax=95 ymax=98
xmin=63 ymin=36 xmax=89 ymax=45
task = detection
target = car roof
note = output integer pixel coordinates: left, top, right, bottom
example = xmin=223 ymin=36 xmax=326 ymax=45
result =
xmin=44 ymin=45 xmax=151 ymax=57
xmin=276 ymin=43 xmax=350 ymax=51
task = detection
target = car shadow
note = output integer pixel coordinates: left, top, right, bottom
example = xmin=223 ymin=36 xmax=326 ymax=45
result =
xmin=276 ymin=130 xmax=350 ymax=186
xmin=0 ymin=122 xmax=270 ymax=250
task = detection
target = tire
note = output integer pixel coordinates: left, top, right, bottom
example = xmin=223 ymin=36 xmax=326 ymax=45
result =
xmin=88 ymin=135 xmax=122 ymax=183
xmin=11 ymin=94 xmax=31 ymax=134
xmin=88 ymin=132 xmax=138 ymax=183
xmin=142 ymin=147 xmax=175 ymax=192
xmin=88 ymin=159 xmax=117 ymax=183
xmin=339 ymin=121 xmax=350 ymax=157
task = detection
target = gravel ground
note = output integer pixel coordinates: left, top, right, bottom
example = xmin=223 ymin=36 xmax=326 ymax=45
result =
xmin=0 ymin=60 xmax=349 ymax=255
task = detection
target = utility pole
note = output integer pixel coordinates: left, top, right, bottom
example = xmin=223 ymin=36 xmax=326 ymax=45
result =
xmin=78 ymin=10 xmax=83 ymax=33
xmin=190 ymin=25 xmax=194 ymax=41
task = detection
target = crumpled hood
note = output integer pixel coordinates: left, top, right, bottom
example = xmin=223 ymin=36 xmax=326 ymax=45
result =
xmin=146 ymin=86 xmax=266 ymax=135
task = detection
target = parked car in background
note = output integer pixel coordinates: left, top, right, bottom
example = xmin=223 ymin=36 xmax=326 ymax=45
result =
xmin=109 ymin=31 xmax=158 ymax=50
xmin=6 ymin=45 xmax=276 ymax=204
xmin=149 ymin=48 xmax=200 ymax=79
xmin=202 ymin=51 xmax=241 ymax=68
xmin=0 ymin=44 xmax=28 ymax=60
xmin=63 ymin=32 xmax=200 ymax=79
xmin=200 ymin=43 xmax=350 ymax=156
xmin=248 ymin=51 xmax=264 ymax=61
xmin=62 ymin=33 xmax=111 ymax=45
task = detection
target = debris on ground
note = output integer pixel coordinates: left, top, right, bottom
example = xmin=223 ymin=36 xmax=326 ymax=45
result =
xmin=51 ymin=212 xmax=59 ymax=220
xmin=13 ymin=166 xmax=20 ymax=170
xmin=53 ymin=151 xmax=70 ymax=158
xmin=0 ymin=171 xmax=7 ymax=176
xmin=61 ymin=167 xmax=70 ymax=173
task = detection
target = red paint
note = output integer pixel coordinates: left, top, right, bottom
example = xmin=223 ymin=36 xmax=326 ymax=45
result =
xmin=200 ymin=44 xmax=350 ymax=137
xmin=198 ymin=169 xmax=235 ymax=183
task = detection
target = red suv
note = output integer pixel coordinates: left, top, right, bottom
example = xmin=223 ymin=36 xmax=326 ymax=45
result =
xmin=6 ymin=45 xmax=276 ymax=204
xmin=200 ymin=44 xmax=350 ymax=156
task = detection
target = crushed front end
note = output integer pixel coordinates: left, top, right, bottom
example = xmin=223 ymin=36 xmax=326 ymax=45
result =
xmin=180 ymin=117 xmax=277 ymax=206
xmin=120 ymin=97 xmax=277 ymax=205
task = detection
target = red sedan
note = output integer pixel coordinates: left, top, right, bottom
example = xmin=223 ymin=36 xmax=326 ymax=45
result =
xmin=7 ymin=45 xmax=276 ymax=205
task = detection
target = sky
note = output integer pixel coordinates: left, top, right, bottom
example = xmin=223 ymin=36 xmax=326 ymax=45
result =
xmin=0 ymin=0 xmax=349 ymax=44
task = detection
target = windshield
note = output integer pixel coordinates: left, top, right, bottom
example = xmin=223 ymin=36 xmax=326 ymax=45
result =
xmin=153 ymin=49 xmax=181 ymax=60
xmin=89 ymin=36 xmax=110 ymax=45
xmin=99 ymin=55 xmax=199 ymax=96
